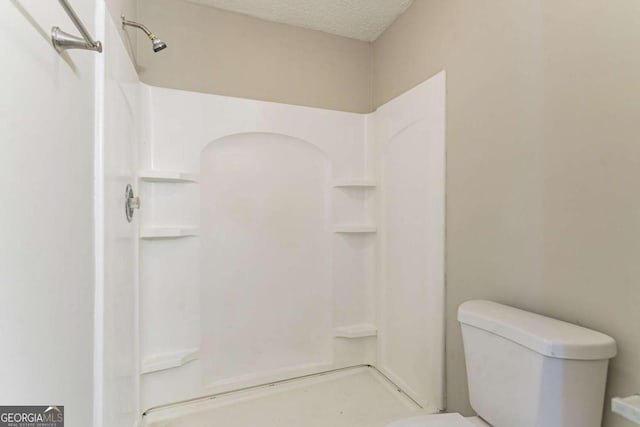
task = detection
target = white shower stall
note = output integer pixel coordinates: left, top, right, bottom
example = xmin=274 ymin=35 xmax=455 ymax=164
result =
xmin=135 ymin=72 xmax=446 ymax=422
xmin=4 ymin=1 xmax=443 ymax=425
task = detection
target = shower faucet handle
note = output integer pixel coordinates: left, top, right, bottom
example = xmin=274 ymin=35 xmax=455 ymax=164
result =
xmin=128 ymin=196 xmax=140 ymax=210
xmin=125 ymin=184 xmax=139 ymax=223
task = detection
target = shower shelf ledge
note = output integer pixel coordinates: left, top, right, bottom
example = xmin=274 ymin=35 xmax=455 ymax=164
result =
xmin=139 ymin=170 xmax=199 ymax=183
xmin=333 ymin=180 xmax=377 ymax=188
xmin=140 ymin=227 xmax=199 ymax=239
xmin=334 ymin=324 xmax=377 ymax=338
xmin=142 ymin=348 xmax=200 ymax=375
xmin=612 ymin=395 xmax=640 ymax=425
xmin=334 ymin=225 xmax=377 ymax=234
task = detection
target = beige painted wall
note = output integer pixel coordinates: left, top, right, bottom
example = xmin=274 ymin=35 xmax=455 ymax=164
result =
xmin=136 ymin=0 xmax=372 ymax=113
xmin=105 ymin=0 xmax=137 ymax=61
xmin=105 ymin=0 xmax=136 ymax=30
xmin=373 ymin=1 xmax=640 ymax=426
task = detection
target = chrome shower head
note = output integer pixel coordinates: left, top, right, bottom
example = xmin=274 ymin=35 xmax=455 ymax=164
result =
xmin=122 ymin=16 xmax=167 ymax=53
xmin=151 ymin=37 xmax=167 ymax=52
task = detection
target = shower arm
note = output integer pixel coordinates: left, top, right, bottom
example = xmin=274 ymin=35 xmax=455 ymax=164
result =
xmin=121 ymin=16 xmax=167 ymax=53
xmin=122 ymin=17 xmax=154 ymax=39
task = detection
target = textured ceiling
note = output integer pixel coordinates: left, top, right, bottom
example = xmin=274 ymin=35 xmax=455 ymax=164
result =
xmin=185 ymin=0 xmax=414 ymax=42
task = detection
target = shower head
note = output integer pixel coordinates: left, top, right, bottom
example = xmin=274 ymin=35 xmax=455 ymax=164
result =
xmin=151 ymin=37 xmax=167 ymax=52
xmin=122 ymin=16 xmax=167 ymax=53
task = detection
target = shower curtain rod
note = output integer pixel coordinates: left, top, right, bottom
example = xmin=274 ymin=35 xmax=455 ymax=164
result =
xmin=51 ymin=0 xmax=102 ymax=52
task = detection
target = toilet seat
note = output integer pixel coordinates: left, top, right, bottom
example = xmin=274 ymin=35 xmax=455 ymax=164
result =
xmin=386 ymin=414 xmax=489 ymax=427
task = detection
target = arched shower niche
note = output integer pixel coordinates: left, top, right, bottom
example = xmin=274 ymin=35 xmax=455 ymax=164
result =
xmin=138 ymin=72 xmax=445 ymax=418
xmin=200 ymin=133 xmax=333 ymax=388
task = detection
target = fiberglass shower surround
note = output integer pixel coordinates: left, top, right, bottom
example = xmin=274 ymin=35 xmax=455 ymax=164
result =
xmin=137 ymin=72 xmax=445 ymax=414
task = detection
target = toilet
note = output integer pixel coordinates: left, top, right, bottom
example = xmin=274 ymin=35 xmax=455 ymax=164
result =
xmin=388 ymin=300 xmax=617 ymax=427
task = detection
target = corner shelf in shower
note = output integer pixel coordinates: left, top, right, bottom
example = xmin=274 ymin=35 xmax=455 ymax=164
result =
xmin=140 ymin=226 xmax=199 ymax=239
xmin=334 ymin=324 xmax=377 ymax=338
xmin=333 ymin=180 xmax=377 ymax=188
xmin=141 ymin=347 xmax=200 ymax=375
xmin=334 ymin=225 xmax=377 ymax=234
xmin=139 ymin=170 xmax=199 ymax=183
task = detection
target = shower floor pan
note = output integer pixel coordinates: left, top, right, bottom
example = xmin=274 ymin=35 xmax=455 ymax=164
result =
xmin=143 ymin=366 xmax=430 ymax=427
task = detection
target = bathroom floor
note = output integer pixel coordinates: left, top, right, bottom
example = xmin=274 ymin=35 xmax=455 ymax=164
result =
xmin=143 ymin=366 xmax=428 ymax=427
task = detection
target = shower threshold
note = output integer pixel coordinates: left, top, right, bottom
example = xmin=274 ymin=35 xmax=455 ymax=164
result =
xmin=143 ymin=365 xmax=430 ymax=427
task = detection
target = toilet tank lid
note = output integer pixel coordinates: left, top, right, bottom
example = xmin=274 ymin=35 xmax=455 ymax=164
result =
xmin=458 ymin=300 xmax=617 ymax=360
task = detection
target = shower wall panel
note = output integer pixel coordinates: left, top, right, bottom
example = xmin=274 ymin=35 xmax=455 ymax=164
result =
xmin=375 ymin=71 xmax=446 ymax=411
xmin=139 ymin=87 xmax=374 ymax=409
xmin=200 ymin=133 xmax=331 ymax=386
xmin=139 ymin=72 xmax=445 ymax=412
xmin=97 ymin=11 xmax=142 ymax=427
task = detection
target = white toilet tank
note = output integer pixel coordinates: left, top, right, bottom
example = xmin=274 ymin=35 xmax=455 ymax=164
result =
xmin=458 ymin=300 xmax=617 ymax=427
